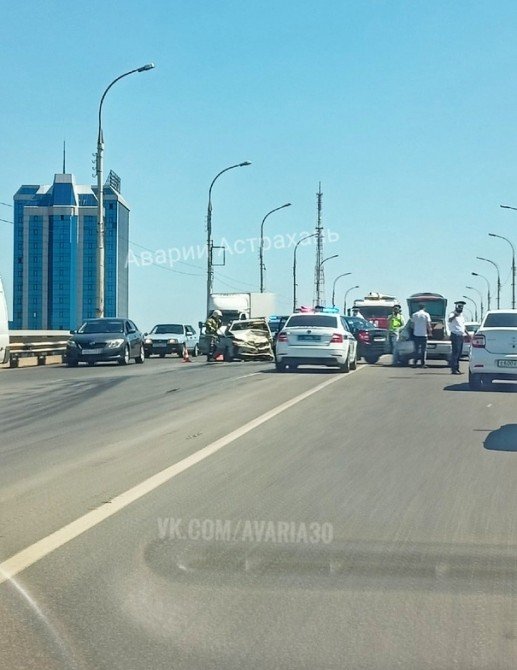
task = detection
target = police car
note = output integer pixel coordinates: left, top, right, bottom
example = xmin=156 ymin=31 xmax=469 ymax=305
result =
xmin=274 ymin=307 xmax=358 ymax=372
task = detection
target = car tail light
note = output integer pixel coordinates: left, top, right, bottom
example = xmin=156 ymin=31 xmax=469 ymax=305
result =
xmin=471 ymin=333 xmax=486 ymax=348
xmin=277 ymin=331 xmax=288 ymax=342
xmin=330 ymin=333 xmax=343 ymax=343
xmin=463 ymin=334 xmax=471 ymax=343
xmin=357 ymin=330 xmax=371 ymax=343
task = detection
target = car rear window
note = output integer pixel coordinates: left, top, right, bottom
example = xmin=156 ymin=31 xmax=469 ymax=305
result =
xmin=483 ymin=313 xmax=517 ymax=328
xmin=285 ymin=315 xmax=338 ymax=328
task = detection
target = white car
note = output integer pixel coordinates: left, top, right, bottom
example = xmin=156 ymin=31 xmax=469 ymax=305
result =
xmin=275 ymin=311 xmax=357 ymax=372
xmin=469 ymin=310 xmax=517 ymax=389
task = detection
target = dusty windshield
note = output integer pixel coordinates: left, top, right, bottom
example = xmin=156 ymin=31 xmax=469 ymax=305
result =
xmin=78 ymin=320 xmax=124 ymax=334
xmin=152 ymin=324 xmax=184 ymax=334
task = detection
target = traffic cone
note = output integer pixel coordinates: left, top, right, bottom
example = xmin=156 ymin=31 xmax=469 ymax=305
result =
xmin=182 ymin=343 xmax=192 ymax=362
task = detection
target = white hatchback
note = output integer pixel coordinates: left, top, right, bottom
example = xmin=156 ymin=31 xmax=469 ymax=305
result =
xmin=469 ymin=310 xmax=517 ymax=389
xmin=275 ymin=312 xmax=357 ymax=372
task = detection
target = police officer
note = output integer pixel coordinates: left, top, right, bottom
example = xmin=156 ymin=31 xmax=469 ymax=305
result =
xmin=387 ymin=304 xmax=405 ymax=355
xmin=448 ymin=300 xmax=467 ymax=375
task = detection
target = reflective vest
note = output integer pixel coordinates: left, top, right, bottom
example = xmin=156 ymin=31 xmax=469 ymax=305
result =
xmin=388 ymin=314 xmax=404 ymax=331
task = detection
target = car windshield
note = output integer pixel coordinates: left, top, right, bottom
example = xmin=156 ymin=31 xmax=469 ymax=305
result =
xmin=354 ymin=306 xmax=393 ymax=319
xmin=344 ymin=317 xmax=375 ymax=330
xmin=408 ymin=301 xmax=446 ymax=320
xmin=286 ymin=315 xmax=338 ymax=328
xmin=78 ymin=320 xmax=124 ymax=334
xmin=152 ymin=324 xmax=184 ymax=334
xmin=483 ymin=313 xmax=517 ymax=328
xmin=465 ymin=323 xmax=480 ymax=332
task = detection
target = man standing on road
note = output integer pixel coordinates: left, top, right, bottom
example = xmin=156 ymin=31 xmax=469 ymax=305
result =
xmin=448 ymin=300 xmax=467 ymax=375
xmin=411 ymin=302 xmax=432 ymax=368
xmin=204 ymin=309 xmax=223 ymax=361
xmin=387 ymin=304 xmax=405 ymax=355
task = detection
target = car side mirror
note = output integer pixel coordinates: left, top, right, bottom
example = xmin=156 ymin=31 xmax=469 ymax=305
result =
xmin=143 ymin=332 xmax=148 ymax=337
xmin=128 ymin=328 xmax=136 ymax=334
xmin=70 ymin=329 xmax=76 ymax=334
xmin=198 ymin=321 xmax=203 ymax=329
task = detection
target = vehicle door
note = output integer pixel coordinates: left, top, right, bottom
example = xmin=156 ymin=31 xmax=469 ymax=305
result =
xmin=125 ymin=321 xmax=139 ymax=356
xmin=185 ymin=325 xmax=197 ymax=349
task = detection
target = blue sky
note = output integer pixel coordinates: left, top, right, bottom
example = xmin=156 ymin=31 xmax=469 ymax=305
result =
xmin=1 ymin=0 xmax=517 ymax=330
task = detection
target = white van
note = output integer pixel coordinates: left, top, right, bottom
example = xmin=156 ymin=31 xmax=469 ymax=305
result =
xmin=0 ymin=276 xmax=10 ymax=364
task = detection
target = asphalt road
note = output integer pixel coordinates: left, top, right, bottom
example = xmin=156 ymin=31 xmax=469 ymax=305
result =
xmin=1 ymin=356 xmax=517 ymax=669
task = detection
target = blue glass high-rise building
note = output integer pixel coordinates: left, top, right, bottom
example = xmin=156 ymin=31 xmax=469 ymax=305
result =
xmin=13 ymin=173 xmax=129 ymax=330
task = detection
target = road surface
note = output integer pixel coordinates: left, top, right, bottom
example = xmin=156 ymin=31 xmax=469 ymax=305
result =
xmin=1 ymin=357 xmax=517 ymax=669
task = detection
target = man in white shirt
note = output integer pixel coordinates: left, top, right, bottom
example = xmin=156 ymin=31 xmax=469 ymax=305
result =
xmin=411 ymin=303 xmax=432 ymax=368
xmin=448 ymin=300 xmax=467 ymax=375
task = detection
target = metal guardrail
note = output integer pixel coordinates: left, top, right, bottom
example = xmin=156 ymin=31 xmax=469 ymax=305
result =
xmin=7 ymin=331 xmax=70 ymax=368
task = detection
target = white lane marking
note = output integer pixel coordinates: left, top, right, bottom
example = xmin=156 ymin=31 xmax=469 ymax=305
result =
xmin=0 ymin=366 xmax=365 ymax=584
xmin=229 ymin=372 xmax=261 ymax=381
xmin=487 ymin=404 xmax=492 ymax=407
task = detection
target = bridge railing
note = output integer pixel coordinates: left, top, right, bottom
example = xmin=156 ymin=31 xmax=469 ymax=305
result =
xmin=6 ymin=331 xmax=70 ymax=368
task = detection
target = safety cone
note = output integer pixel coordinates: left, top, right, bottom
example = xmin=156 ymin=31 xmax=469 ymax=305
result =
xmin=182 ymin=343 xmax=192 ymax=363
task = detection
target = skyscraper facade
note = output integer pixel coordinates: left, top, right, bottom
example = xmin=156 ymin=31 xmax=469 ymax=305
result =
xmin=13 ymin=172 xmax=129 ymax=330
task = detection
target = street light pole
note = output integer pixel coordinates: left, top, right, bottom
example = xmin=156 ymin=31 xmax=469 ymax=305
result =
xmin=344 ymin=285 xmax=360 ymax=315
xmin=331 ymin=273 xmax=352 ymax=308
xmin=476 ymin=257 xmax=501 ymax=309
xmin=462 ymin=294 xmax=478 ymax=322
xmin=259 ymin=203 xmax=291 ymax=292
xmin=490 ymin=225 xmax=516 ymax=309
xmin=466 ymin=285 xmax=484 ymax=318
xmin=293 ymin=233 xmax=317 ymax=312
xmin=95 ymin=63 xmax=155 ymax=318
xmin=206 ymin=161 xmax=251 ymax=316
xmin=471 ymin=272 xmax=491 ymax=311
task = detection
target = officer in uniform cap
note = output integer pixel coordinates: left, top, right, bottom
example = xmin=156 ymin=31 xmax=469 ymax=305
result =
xmin=448 ymin=300 xmax=467 ymax=374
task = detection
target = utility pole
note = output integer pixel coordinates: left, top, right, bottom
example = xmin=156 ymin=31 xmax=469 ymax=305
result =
xmin=313 ymin=183 xmax=324 ymax=306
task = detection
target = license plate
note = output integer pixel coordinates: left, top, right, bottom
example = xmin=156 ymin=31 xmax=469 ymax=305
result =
xmin=427 ymin=344 xmax=436 ymax=349
xmin=497 ymin=359 xmax=517 ymax=368
xmin=298 ymin=334 xmax=321 ymax=342
xmin=154 ymin=343 xmax=167 ymax=347
xmin=82 ymin=348 xmax=102 ymax=355
xmin=373 ymin=337 xmax=385 ymax=342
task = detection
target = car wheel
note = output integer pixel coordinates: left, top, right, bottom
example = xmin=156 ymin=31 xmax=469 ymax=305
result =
xmin=192 ymin=345 xmax=199 ymax=357
xmin=275 ymin=362 xmax=287 ymax=372
xmin=364 ymin=354 xmax=379 ymax=364
xmin=159 ymin=353 xmax=166 ymax=358
xmin=350 ymin=353 xmax=357 ymax=370
xmin=223 ymin=348 xmax=233 ymax=362
xmin=144 ymin=352 xmax=150 ymax=359
xmin=87 ymin=361 xmax=95 ymax=367
xmin=66 ymin=360 xmax=78 ymax=368
xmin=118 ymin=345 xmax=130 ymax=366
xmin=135 ymin=344 xmax=145 ymax=364
xmin=339 ymin=355 xmax=350 ymax=373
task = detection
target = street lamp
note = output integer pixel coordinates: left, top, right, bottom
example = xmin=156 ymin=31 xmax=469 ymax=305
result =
xmin=95 ymin=63 xmax=155 ymax=318
xmin=344 ymin=285 xmax=360 ymax=315
xmin=476 ymin=256 xmax=501 ymax=309
xmin=466 ymin=285 xmax=484 ymax=317
xmin=462 ymin=294 xmax=479 ymax=322
xmin=331 ymin=273 xmax=352 ymax=308
xmin=259 ymin=203 xmax=291 ymax=292
xmin=490 ymin=225 xmax=516 ymax=309
xmin=471 ymin=272 xmax=491 ymax=311
xmin=293 ymin=233 xmax=317 ymax=311
xmin=206 ymin=161 xmax=251 ymax=316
